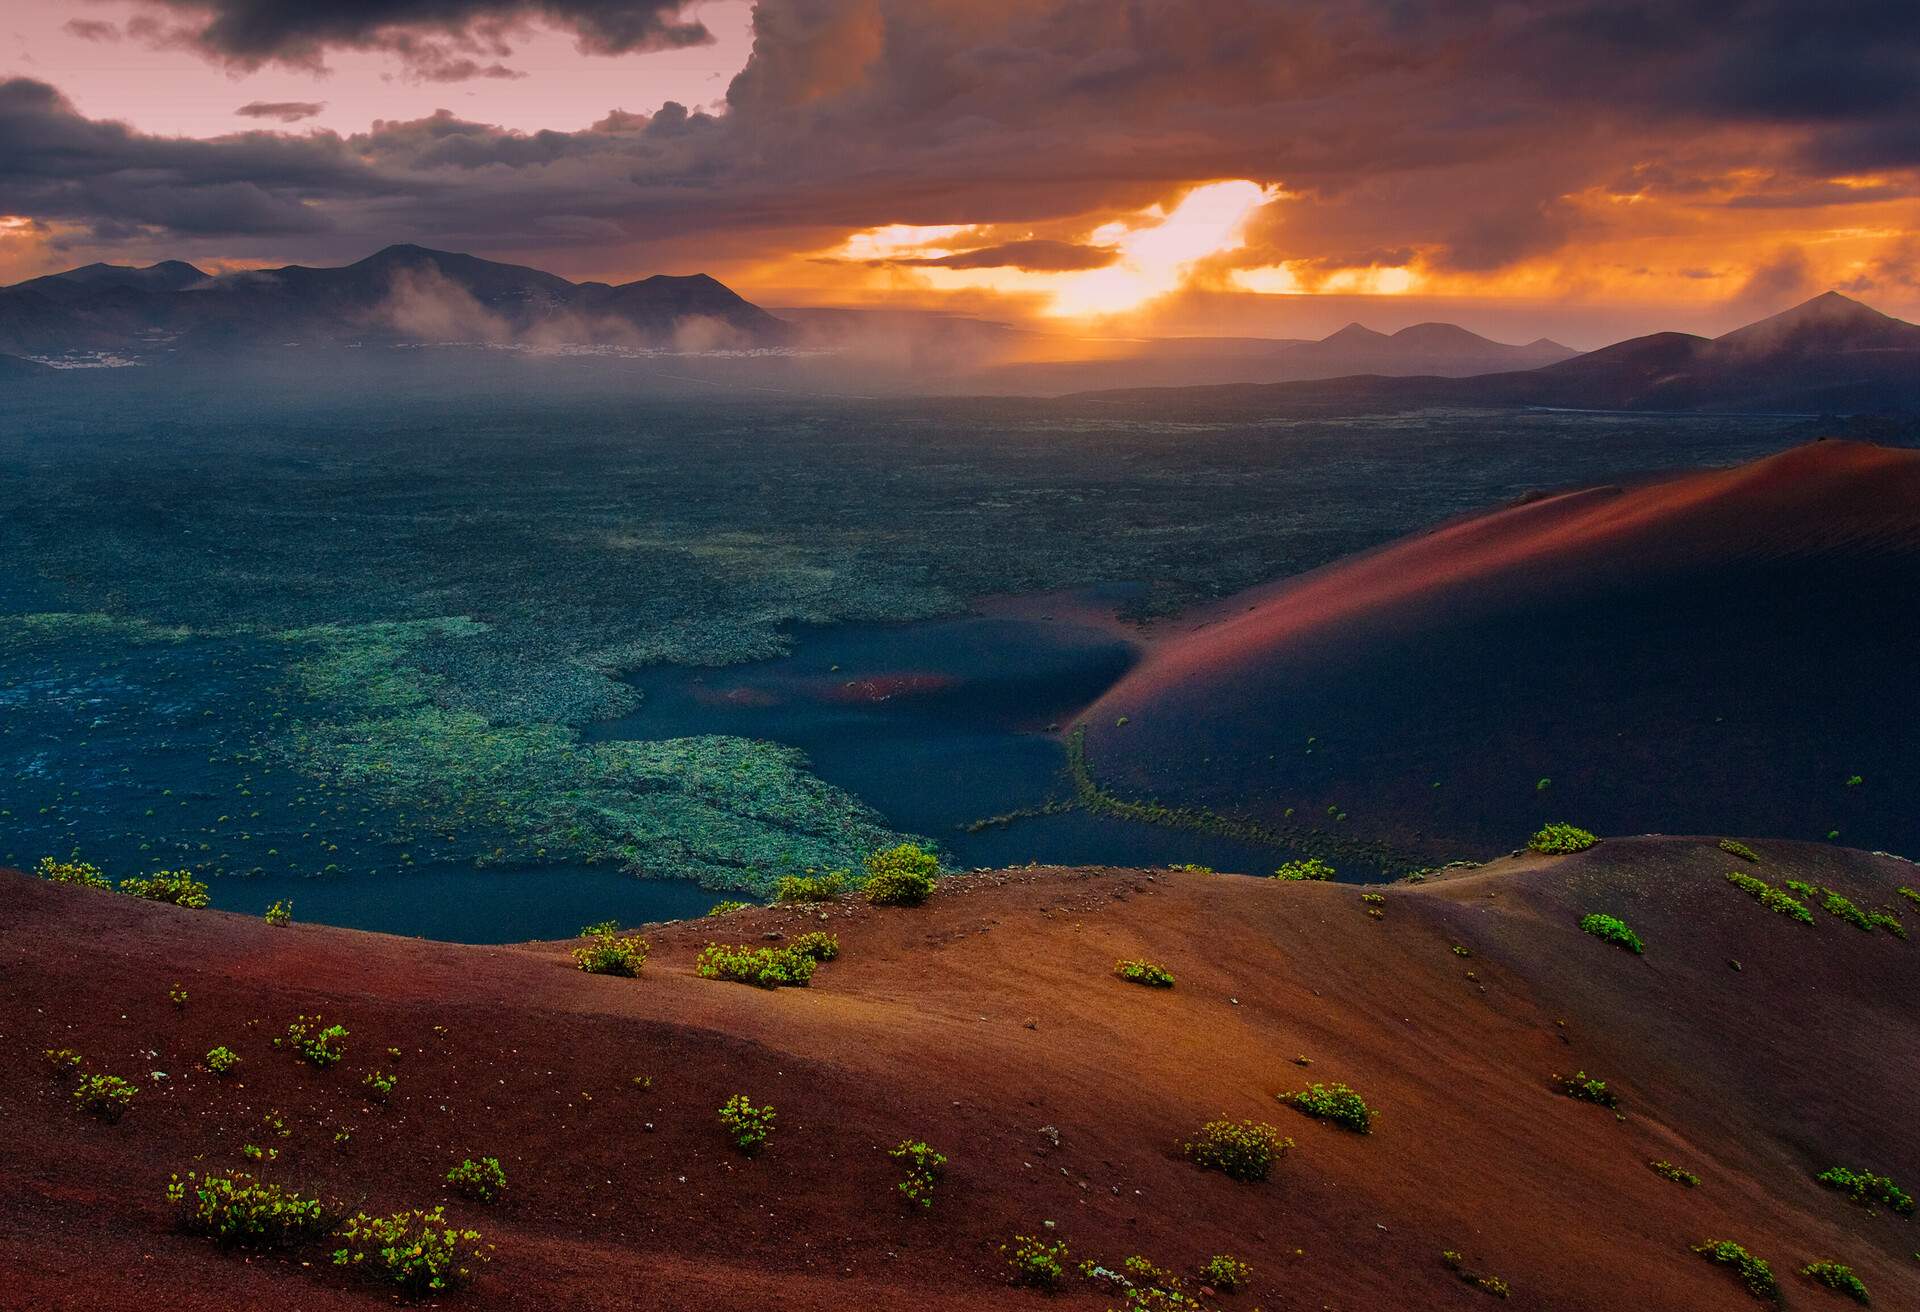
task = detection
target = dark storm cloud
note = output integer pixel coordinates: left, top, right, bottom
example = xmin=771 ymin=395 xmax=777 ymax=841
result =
xmin=121 ymin=0 xmax=712 ymax=70
xmin=888 ymin=241 xmax=1117 ymax=272
xmin=236 ymin=101 xmax=328 ymax=122
xmin=9 ymin=1 xmax=1920 ymax=274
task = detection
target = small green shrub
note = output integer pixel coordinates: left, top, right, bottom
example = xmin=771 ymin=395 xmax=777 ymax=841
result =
xmin=1529 ymin=823 xmax=1598 ymax=854
xmin=718 ymin=1094 xmax=775 ymax=1155
xmin=1003 ymin=1234 xmax=1069 ymax=1289
xmin=264 ymin=899 xmax=293 ymax=927
xmin=1553 ymin=1070 xmax=1617 ymax=1108
xmin=1451 ymin=944 xmax=1472 ymax=958
xmin=1648 ymin=1160 xmax=1700 ymax=1187
xmin=1693 ymin=1239 xmax=1777 ymax=1301
xmin=447 ymin=1156 xmax=507 ymax=1204
xmin=889 ymin=1139 xmax=947 ymax=1208
xmin=863 ymin=843 xmax=938 ymax=905
xmin=706 ymin=900 xmax=748 ymax=917
xmin=1786 ymin=878 xmax=1821 ymax=898
xmin=361 ymin=1069 xmax=397 ymax=1103
xmin=118 ymin=869 xmax=211 ymax=908
xmin=1719 ymin=839 xmax=1761 ymax=863
xmin=1868 ymin=909 xmax=1905 ymax=938
xmin=1815 ymin=1165 xmax=1914 ymax=1214
xmin=1724 ymin=871 xmax=1814 ymax=924
xmin=1114 ymin=958 xmax=1174 ymax=988
xmin=1272 ymin=857 xmax=1335 ymax=881
xmin=788 ymin=930 xmax=840 ymax=961
xmin=205 ymin=1046 xmax=240 ymax=1076
xmin=1897 ymin=885 xmax=1920 ymax=908
xmin=1201 ymin=1254 xmax=1250 ymax=1292
xmin=1801 ymin=1261 xmax=1870 ymax=1304
xmin=1579 ymin=913 xmax=1645 ymax=954
xmin=73 ymin=1073 xmax=137 ymax=1122
xmin=1183 ymin=1118 xmax=1292 ymax=1182
xmin=281 ymin=1014 xmax=348 ymax=1067
xmin=696 ymin=942 xmax=818 ymax=988
xmin=332 ymin=1207 xmax=489 ymax=1294
xmin=42 ymin=1047 xmax=83 ymax=1077
xmin=1283 ymin=1081 xmax=1374 ymax=1133
xmin=167 ymin=1171 xmax=327 ymax=1248
xmin=169 ymin=982 xmax=189 ymax=1009
xmin=35 ymin=856 xmax=109 ymax=888
xmin=1822 ymin=892 xmax=1874 ymax=932
xmin=1441 ymin=1251 xmax=1511 ymax=1298
xmin=572 ymin=921 xmax=650 ymax=976
xmin=773 ymin=872 xmax=847 ymax=903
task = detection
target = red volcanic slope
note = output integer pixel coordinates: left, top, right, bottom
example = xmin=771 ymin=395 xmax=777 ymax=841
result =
xmin=4 ymin=839 xmax=1919 ymax=1311
xmin=1096 ymin=439 xmax=1920 ymax=710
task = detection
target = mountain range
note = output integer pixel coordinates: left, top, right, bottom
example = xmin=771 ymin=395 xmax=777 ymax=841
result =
xmin=1077 ymin=292 xmax=1920 ymax=414
xmin=0 ymin=245 xmax=790 ymax=361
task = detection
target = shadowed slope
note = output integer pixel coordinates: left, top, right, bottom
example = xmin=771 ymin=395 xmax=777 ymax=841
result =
xmin=1081 ymin=441 xmax=1920 ymax=866
xmin=3 ymin=839 xmax=1917 ymax=1310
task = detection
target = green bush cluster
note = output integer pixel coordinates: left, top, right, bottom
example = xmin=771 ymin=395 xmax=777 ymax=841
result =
xmin=1182 ymin=1118 xmax=1292 ymax=1182
xmin=1578 ymin=913 xmax=1645 ymax=953
xmin=1201 ymin=1254 xmax=1250 ymax=1292
xmin=1815 ymin=1165 xmax=1914 ymax=1214
xmin=1441 ymin=1250 xmax=1511 ymax=1299
xmin=1553 ymin=1070 xmax=1618 ymax=1108
xmin=168 ymin=1171 xmax=328 ymax=1249
xmin=696 ymin=942 xmax=819 ymax=988
xmin=1723 ymin=871 xmax=1814 ymax=924
xmin=1114 ymin=958 xmax=1174 ymax=988
xmin=1272 ymin=857 xmax=1335 ymax=881
xmin=1719 ymin=839 xmax=1761 ymax=863
xmin=1085 ymin=1254 xmax=1193 ymax=1310
xmin=863 ymin=843 xmax=938 ymax=905
xmin=1868 ymin=908 xmax=1905 ymax=938
xmin=1898 ymin=885 xmax=1920 ymax=909
xmin=361 ymin=1069 xmax=397 ymax=1103
xmin=34 ymin=856 xmax=109 ymax=889
xmin=1822 ymin=892 xmax=1875 ymax=932
xmin=572 ymin=921 xmax=650 ymax=976
xmin=774 ymin=872 xmax=847 ymax=903
xmin=73 ymin=1072 xmax=138 ymax=1122
xmin=1648 ymin=1160 xmax=1699 ymax=1187
xmin=1283 ymin=1081 xmax=1374 ymax=1133
xmin=1003 ymin=1234 xmax=1069 ymax=1289
xmin=281 ymin=1014 xmax=348 ymax=1067
xmin=118 ymin=869 xmax=211 ymax=908
xmin=1801 ymin=1261 xmax=1869 ymax=1304
xmin=264 ymin=899 xmax=293 ymax=927
xmin=333 ymin=1207 xmax=489 ymax=1294
xmin=718 ymin=1094 xmax=775 ymax=1155
xmin=205 ymin=1046 xmax=240 ymax=1076
xmin=43 ymin=1047 xmax=82 ymax=1076
xmin=706 ymin=900 xmax=748 ymax=917
xmin=447 ymin=1156 xmax=507 ymax=1204
xmin=888 ymin=1139 xmax=947 ymax=1208
xmin=1529 ymin=823 xmax=1598 ymax=855
xmin=1692 ymin=1239 xmax=1777 ymax=1301
xmin=788 ymin=931 xmax=840 ymax=961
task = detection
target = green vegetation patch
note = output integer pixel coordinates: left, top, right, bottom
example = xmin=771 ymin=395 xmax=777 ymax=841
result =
xmin=1114 ymin=958 xmax=1175 ymax=988
xmin=1282 ymin=1081 xmax=1375 ymax=1133
xmin=888 ymin=1139 xmax=947 ymax=1209
xmin=863 ymin=842 xmax=938 ymax=905
xmin=1692 ymin=1239 xmax=1778 ymax=1301
xmin=34 ymin=856 xmax=110 ymax=889
xmin=1801 ymin=1261 xmax=1870 ymax=1304
xmin=1724 ymin=871 xmax=1814 ymax=924
xmin=1183 ymin=1118 xmax=1292 ymax=1182
xmin=1648 ymin=1160 xmax=1700 ymax=1187
xmin=1553 ymin=1070 xmax=1618 ymax=1108
xmin=1201 ymin=1254 xmax=1251 ymax=1292
xmin=1441 ymin=1250 xmax=1512 ymax=1299
xmin=168 ymin=1171 xmax=328 ymax=1249
xmin=1815 ymin=1165 xmax=1914 ymax=1215
xmin=73 ymin=1072 xmax=137 ymax=1122
xmin=333 ymin=1207 xmax=489 ymax=1294
xmin=696 ymin=942 xmax=820 ymax=988
xmin=1578 ymin=912 xmax=1645 ymax=953
xmin=447 ymin=1156 xmax=507 ymax=1204
xmin=1529 ymin=823 xmax=1598 ymax=854
xmin=280 ymin=1014 xmax=348 ymax=1067
xmin=573 ymin=921 xmax=650 ymax=976
xmin=1719 ymin=838 xmax=1761 ymax=863
xmin=718 ymin=1094 xmax=775 ymax=1155
xmin=1273 ymin=856 xmax=1336 ymax=880
xmin=1821 ymin=891 xmax=1875 ymax=932
xmin=774 ymin=872 xmax=848 ymax=903
xmin=1004 ymin=1234 xmax=1070 ymax=1289
xmin=205 ymin=1046 xmax=240 ymax=1076
xmin=118 ymin=869 xmax=211 ymax=908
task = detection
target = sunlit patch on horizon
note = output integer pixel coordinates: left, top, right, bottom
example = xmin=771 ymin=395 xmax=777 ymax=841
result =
xmin=1232 ymin=262 xmax=1419 ymax=296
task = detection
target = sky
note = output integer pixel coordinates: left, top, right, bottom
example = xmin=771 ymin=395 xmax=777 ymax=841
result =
xmin=3 ymin=0 xmax=1918 ymax=346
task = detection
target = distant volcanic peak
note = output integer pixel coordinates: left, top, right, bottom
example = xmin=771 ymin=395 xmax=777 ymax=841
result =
xmin=1321 ymin=322 xmax=1392 ymax=346
xmin=1098 ymin=440 xmax=1920 ymax=706
xmin=1715 ymin=289 xmax=1920 ymax=355
xmin=1390 ymin=321 xmax=1494 ymax=349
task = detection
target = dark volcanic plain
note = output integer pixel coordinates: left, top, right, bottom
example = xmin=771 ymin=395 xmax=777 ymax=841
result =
xmin=5 ymin=838 xmax=1917 ymax=1310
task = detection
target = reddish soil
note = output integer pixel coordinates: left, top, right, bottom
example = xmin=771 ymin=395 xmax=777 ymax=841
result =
xmin=3 ymin=837 xmax=1917 ymax=1311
